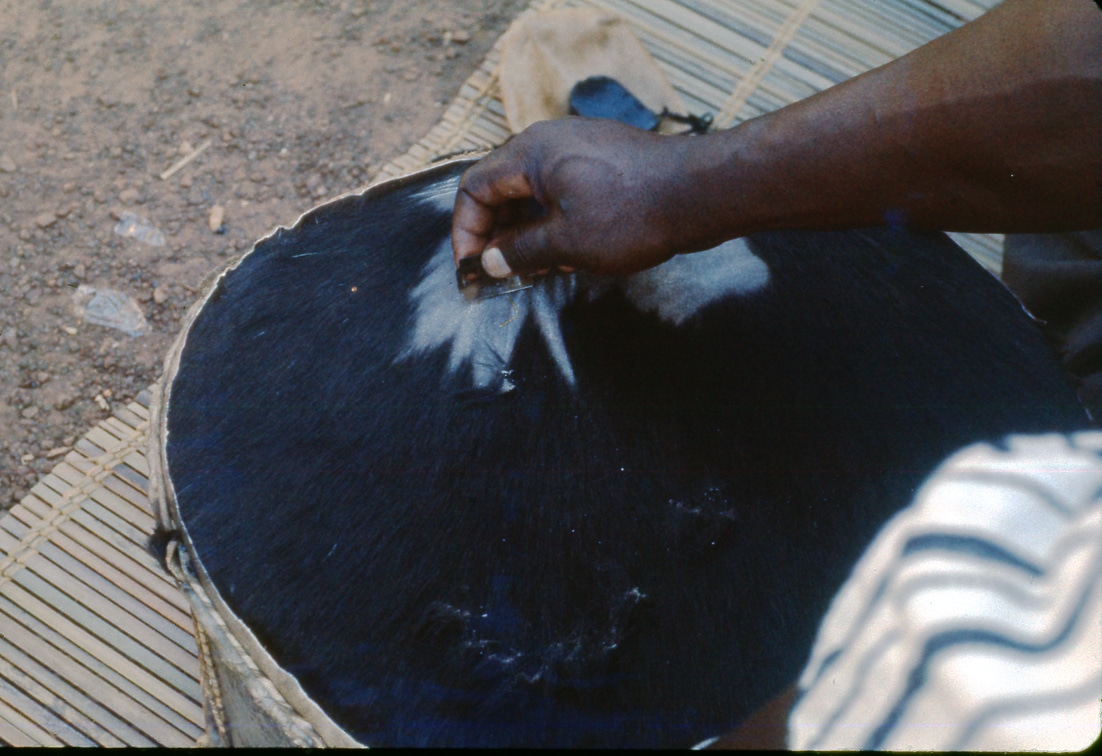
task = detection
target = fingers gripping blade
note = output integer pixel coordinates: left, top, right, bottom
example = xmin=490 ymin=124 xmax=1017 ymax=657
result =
xmin=456 ymin=253 xmax=535 ymax=301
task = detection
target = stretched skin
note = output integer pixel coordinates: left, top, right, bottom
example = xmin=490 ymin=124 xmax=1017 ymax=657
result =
xmin=163 ymin=160 xmax=1089 ymax=748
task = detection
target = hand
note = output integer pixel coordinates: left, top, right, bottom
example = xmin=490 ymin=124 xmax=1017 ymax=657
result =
xmin=452 ymin=117 xmax=699 ymax=278
xmin=454 ymin=0 xmax=1102 ymax=276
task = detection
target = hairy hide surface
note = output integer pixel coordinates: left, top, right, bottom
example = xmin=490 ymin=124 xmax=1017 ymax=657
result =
xmin=164 ymin=159 xmax=1089 ymax=747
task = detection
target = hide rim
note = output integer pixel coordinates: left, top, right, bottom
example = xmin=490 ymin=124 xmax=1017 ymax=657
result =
xmin=146 ymin=154 xmax=483 ymax=748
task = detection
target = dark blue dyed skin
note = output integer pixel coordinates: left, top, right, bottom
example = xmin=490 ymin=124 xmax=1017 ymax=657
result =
xmin=165 ymin=159 xmax=1090 ymax=747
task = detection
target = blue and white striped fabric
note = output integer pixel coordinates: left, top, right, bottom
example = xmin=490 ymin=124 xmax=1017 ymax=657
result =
xmin=789 ymin=432 xmax=1102 ymax=750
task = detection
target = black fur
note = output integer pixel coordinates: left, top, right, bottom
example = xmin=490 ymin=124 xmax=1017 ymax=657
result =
xmin=164 ymin=160 xmax=1089 ymax=747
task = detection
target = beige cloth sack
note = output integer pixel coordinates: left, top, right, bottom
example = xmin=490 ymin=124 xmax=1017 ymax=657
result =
xmin=499 ymin=8 xmax=687 ymax=133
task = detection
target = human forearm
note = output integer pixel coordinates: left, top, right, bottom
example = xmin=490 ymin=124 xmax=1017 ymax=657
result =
xmin=678 ymin=0 xmax=1102 ymax=245
xmin=453 ymin=0 xmax=1102 ymax=277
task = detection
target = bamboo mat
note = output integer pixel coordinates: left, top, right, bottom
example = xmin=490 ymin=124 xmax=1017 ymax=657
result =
xmin=0 ymin=391 xmax=205 ymax=746
xmin=0 ymin=0 xmax=1003 ymax=747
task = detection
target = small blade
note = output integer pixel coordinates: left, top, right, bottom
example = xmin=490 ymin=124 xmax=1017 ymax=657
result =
xmin=456 ymin=254 xmax=535 ymax=301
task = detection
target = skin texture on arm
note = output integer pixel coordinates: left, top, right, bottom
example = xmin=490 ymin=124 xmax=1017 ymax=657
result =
xmin=452 ymin=0 xmax=1102 ymax=277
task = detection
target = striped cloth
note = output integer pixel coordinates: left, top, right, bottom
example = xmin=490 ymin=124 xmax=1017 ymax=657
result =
xmin=788 ymin=432 xmax=1102 ymax=750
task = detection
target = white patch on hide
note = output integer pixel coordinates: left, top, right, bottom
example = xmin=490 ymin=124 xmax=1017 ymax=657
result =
xmin=409 ymin=173 xmax=463 ymax=214
xmin=619 ymin=238 xmax=770 ymax=326
xmin=398 ymin=237 xmax=579 ymax=388
xmin=398 ymin=176 xmax=766 ymax=388
xmin=530 ymin=279 xmax=577 ymax=386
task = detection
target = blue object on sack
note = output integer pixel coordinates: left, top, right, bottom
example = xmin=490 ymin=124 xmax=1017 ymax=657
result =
xmin=568 ymin=75 xmax=712 ymax=133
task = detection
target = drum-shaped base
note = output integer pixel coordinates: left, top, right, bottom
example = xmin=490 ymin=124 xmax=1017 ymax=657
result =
xmin=160 ymin=160 xmax=1089 ymax=747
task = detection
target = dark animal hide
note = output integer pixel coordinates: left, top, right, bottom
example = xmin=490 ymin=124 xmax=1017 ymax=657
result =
xmin=163 ymin=159 xmax=1089 ymax=748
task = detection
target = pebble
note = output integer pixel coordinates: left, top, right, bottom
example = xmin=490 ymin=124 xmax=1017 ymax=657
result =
xmin=119 ymin=187 xmax=141 ymax=204
xmin=209 ymin=204 xmax=225 ymax=233
xmin=2 ymin=327 xmax=17 ymax=350
xmin=153 ymin=284 xmax=170 ymax=304
xmin=53 ymin=393 xmax=77 ymax=410
xmin=21 ymin=406 xmax=38 ymax=419
xmin=34 ymin=211 xmax=58 ymax=228
xmin=451 ymin=29 xmax=471 ymax=44
xmin=0 ymin=154 xmax=15 ymax=173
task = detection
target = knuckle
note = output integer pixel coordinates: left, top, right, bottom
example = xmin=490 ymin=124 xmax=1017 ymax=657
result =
xmin=525 ymin=120 xmax=554 ymax=139
xmin=457 ymin=167 xmax=487 ymax=201
xmin=511 ymin=233 xmax=534 ymax=269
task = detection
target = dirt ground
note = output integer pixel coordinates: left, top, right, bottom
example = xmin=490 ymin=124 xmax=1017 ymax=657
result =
xmin=0 ymin=0 xmax=529 ymax=508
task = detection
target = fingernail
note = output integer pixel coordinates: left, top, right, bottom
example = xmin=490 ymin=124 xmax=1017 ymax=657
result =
xmin=482 ymin=247 xmax=513 ymax=278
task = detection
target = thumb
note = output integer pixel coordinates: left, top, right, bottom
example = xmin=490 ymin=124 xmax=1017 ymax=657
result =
xmin=483 ymin=222 xmax=560 ymax=278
